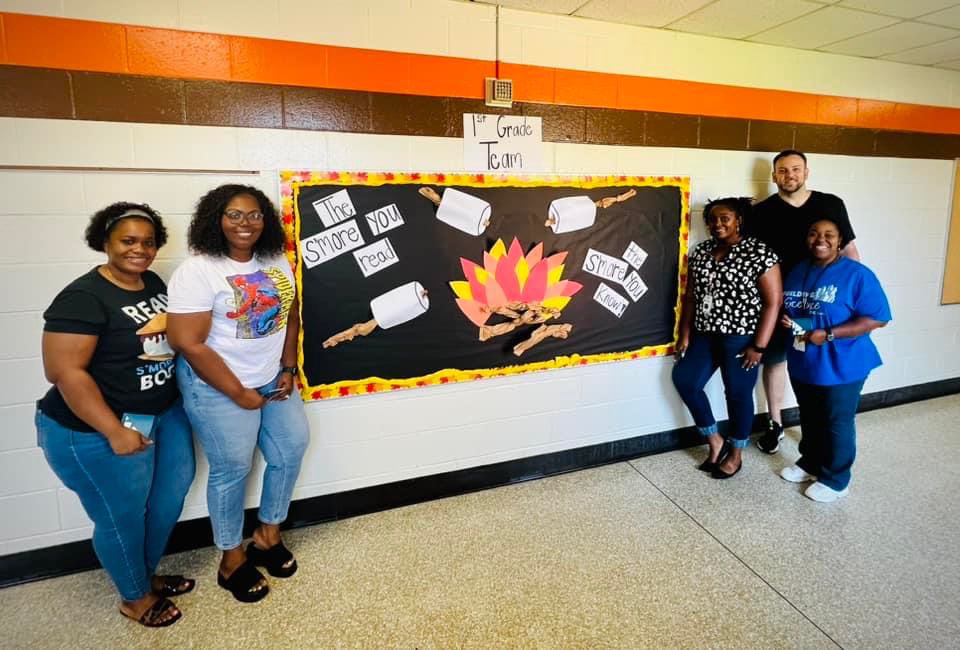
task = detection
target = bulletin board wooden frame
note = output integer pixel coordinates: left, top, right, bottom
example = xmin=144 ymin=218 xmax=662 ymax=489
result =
xmin=941 ymin=160 xmax=960 ymax=304
xmin=280 ymin=171 xmax=691 ymax=401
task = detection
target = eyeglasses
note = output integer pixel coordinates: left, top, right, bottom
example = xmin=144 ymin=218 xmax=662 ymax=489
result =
xmin=223 ymin=209 xmax=265 ymax=223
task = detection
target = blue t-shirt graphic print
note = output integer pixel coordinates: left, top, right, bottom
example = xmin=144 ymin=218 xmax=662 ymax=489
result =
xmin=783 ymin=256 xmax=892 ymax=385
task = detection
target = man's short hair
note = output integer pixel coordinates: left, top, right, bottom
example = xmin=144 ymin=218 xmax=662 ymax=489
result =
xmin=772 ymin=149 xmax=807 ymax=166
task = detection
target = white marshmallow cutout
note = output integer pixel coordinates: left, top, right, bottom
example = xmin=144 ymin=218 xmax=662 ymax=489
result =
xmin=547 ymin=196 xmax=597 ymax=234
xmin=370 ymin=281 xmax=430 ymax=330
xmin=436 ymin=188 xmax=491 ymax=236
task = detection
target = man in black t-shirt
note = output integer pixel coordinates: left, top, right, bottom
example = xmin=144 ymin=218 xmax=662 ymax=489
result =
xmin=749 ymin=149 xmax=860 ymax=454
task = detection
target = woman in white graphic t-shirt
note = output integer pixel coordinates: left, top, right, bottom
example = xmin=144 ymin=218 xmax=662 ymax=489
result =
xmin=168 ymin=185 xmax=309 ymax=604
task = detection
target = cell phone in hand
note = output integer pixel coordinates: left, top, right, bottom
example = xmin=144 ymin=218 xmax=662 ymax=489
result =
xmin=121 ymin=412 xmax=156 ymax=438
xmin=262 ymin=387 xmax=287 ymax=401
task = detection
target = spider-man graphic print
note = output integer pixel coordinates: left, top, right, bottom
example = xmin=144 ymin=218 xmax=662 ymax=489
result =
xmin=225 ymin=267 xmax=294 ymax=339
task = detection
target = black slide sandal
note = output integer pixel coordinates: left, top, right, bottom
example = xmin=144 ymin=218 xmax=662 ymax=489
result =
xmin=120 ymin=597 xmax=182 ymax=628
xmin=155 ymin=574 xmax=196 ymax=597
xmin=217 ymin=561 xmax=269 ymax=603
xmin=247 ymin=541 xmax=298 ymax=578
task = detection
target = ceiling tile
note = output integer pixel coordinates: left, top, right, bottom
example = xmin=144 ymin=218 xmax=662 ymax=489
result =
xmin=666 ymin=0 xmax=823 ymax=40
xmin=470 ymin=0 xmax=587 ymax=14
xmin=749 ymin=6 xmax=899 ymax=48
xmin=883 ymin=35 xmax=960 ymax=63
xmin=836 ymin=0 xmax=959 ymax=19
xmin=574 ymin=0 xmax=715 ymax=28
xmin=820 ymin=21 xmax=960 ymax=56
xmin=918 ymin=5 xmax=960 ymax=29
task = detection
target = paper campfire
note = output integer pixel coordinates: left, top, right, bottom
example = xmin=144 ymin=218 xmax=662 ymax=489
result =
xmin=450 ymin=237 xmax=583 ymax=356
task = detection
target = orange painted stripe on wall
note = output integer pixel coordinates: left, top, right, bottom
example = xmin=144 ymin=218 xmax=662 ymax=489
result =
xmin=5 ymin=13 xmax=127 ymax=73
xmin=2 ymin=11 xmax=960 ymax=135
xmin=231 ymin=36 xmax=329 ymax=88
xmin=127 ymin=25 xmax=231 ymax=79
xmin=0 ymin=14 xmax=8 ymax=63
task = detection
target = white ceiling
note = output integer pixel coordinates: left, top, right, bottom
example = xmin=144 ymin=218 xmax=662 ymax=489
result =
xmin=469 ymin=0 xmax=960 ymax=70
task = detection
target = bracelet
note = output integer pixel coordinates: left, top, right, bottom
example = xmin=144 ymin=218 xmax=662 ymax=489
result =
xmin=280 ymin=365 xmax=297 ymax=375
xmin=751 ymin=344 xmax=767 ymax=353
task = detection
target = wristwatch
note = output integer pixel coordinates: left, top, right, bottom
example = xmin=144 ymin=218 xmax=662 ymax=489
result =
xmin=280 ymin=365 xmax=297 ymax=375
xmin=825 ymin=328 xmax=835 ymax=342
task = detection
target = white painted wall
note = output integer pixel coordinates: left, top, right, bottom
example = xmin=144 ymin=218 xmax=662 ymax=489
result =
xmin=1 ymin=116 xmax=957 ymax=556
xmin=3 ymin=0 xmax=960 ymax=107
xmin=1 ymin=0 xmax=958 ymax=557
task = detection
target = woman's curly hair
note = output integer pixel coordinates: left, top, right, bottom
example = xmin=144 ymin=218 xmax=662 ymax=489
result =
xmin=84 ymin=202 xmax=166 ymax=252
xmin=188 ymin=184 xmax=285 ymax=257
xmin=702 ymin=196 xmax=753 ymax=227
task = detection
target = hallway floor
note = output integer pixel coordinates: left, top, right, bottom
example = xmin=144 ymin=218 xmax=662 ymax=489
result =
xmin=2 ymin=395 xmax=958 ymax=649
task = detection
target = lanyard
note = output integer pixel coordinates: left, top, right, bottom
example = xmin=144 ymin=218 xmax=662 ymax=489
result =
xmin=700 ymin=240 xmax=737 ymax=315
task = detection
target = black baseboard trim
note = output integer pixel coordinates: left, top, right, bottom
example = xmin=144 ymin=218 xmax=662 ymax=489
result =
xmin=3 ymin=376 xmax=957 ymax=589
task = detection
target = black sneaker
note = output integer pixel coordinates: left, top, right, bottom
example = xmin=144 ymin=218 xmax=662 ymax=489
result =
xmin=756 ymin=420 xmax=784 ymax=454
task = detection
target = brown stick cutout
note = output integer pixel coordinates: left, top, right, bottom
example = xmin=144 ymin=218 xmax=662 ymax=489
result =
xmin=478 ymin=302 xmax=562 ymax=342
xmin=513 ymin=323 xmax=573 ymax=356
xmin=418 ymin=186 xmax=442 ymax=206
xmin=323 ymin=319 xmax=378 ymax=348
xmin=594 ymin=188 xmax=637 ymax=209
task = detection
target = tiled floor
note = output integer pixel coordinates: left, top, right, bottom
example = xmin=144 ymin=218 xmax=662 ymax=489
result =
xmin=2 ymin=396 xmax=958 ymax=648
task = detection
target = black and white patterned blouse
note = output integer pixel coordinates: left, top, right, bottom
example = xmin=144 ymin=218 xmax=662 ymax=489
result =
xmin=689 ymin=236 xmax=779 ymax=335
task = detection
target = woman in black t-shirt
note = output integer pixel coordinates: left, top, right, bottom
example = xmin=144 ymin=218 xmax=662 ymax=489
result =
xmin=35 ymin=203 xmax=196 ymax=627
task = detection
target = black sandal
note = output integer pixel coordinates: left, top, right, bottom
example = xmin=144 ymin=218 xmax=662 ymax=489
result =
xmin=217 ymin=561 xmax=270 ymax=603
xmin=120 ymin=596 xmax=182 ymax=628
xmin=154 ymin=574 xmax=196 ymax=597
xmin=247 ymin=541 xmax=298 ymax=578
xmin=698 ymin=439 xmax=731 ymax=472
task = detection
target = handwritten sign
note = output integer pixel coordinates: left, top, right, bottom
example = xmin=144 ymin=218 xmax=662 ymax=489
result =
xmin=622 ymin=271 xmax=648 ymax=302
xmin=583 ymin=248 xmax=629 ymax=284
xmin=622 ymin=241 xmax=648 ymax=269
xmin=364 ymin=203 xmax=405 ymax=237
xmin=353 ymin=238 xmax=399 ymax=277
xmin=301 ymin=219 xmax=365 ymax=269
xmin=313 ymin=189 xmax=357 ymax=228
xmin=463 ymin=114 xmax=544 ymax=172
xmin=594 ymin=283 xmax=629 ymax=318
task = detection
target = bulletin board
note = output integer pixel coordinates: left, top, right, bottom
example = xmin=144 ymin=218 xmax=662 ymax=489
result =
xmin=279 ymin=171 xmax=691 ymax=400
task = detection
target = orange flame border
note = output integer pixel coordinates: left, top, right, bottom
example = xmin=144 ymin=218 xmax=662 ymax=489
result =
xmin=280 ymin=171 xmax=691 ymax=401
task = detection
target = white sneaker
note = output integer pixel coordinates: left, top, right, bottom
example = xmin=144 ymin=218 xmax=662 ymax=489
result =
xmin=804 ymin=482 xmax=849 ymax=503
xmin=779 ymin=464 xmax=816 ymax=483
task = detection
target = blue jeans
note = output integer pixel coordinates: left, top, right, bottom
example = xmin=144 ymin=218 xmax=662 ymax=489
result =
xmin=177 ymin=358 xmax=310 ymax=550
xmin=36 ymin=401 xmax=195 ymax=601
xmin=672 ymin=332 xmax=759 ymax=448
xmin=791 ymin=378 xmax=865 ymax=490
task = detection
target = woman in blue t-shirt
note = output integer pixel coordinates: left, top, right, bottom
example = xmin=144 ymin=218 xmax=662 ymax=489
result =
xmin=780 ymin=218 xmax=891 ymax=502
xmin=35 ymin=203 xmax=196 ymax=626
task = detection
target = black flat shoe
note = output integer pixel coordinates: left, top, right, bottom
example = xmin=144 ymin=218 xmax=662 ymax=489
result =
xmin=153 ymin=574 xmax=196 ymax=597
xmin=217 ymin=561 xmax=269 ymax=603
xmin=711 ymin=458 xmax=742 ymax=479
xmin=698 ymin=439 xmax=731 ymax=472
xmin=247 ymin=541 xmax=298 ymax=578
